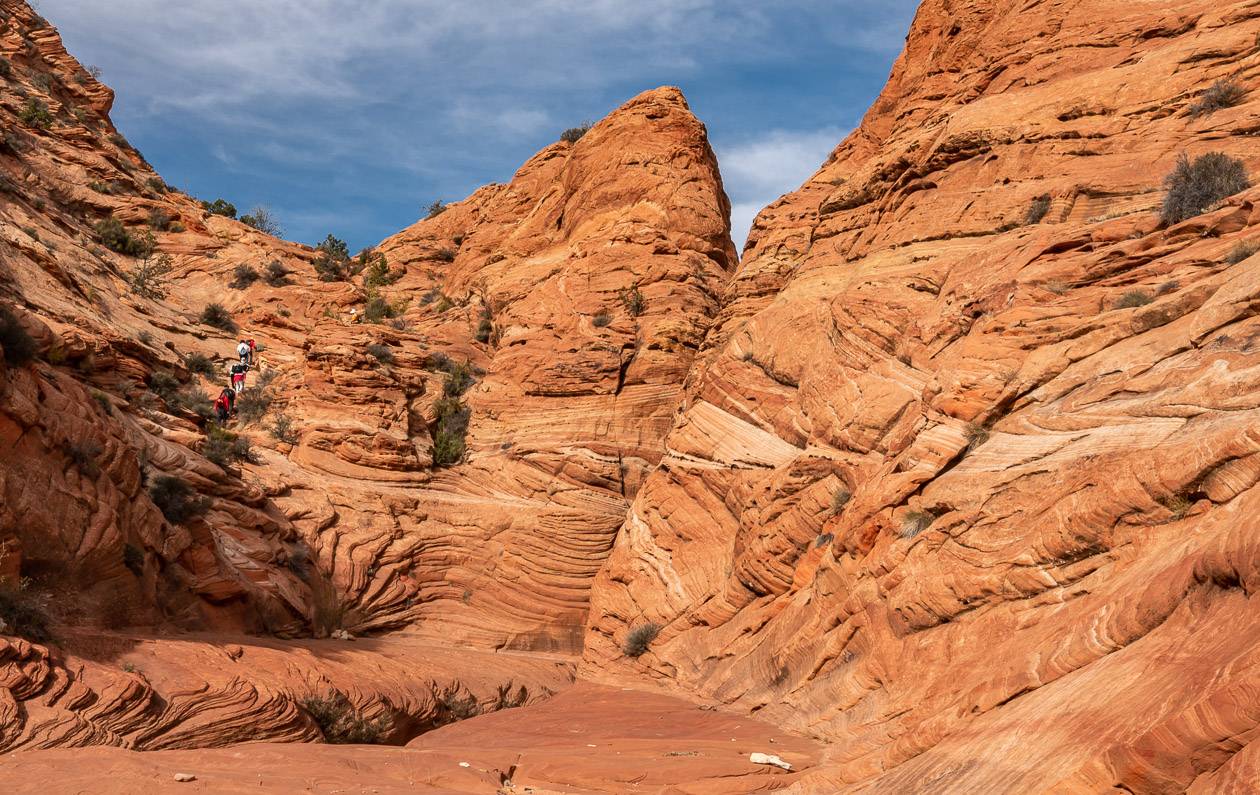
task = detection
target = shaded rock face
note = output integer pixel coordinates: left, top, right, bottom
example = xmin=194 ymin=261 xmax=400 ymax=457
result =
xmin=585 ymin=0 xmax=1260 ymax=791
xmin=0 ymin=0 xmax=732 ymax=749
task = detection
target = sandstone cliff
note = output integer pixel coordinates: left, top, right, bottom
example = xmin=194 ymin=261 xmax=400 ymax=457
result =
xmin=585 ymin=0 xmax=1260 ymax=791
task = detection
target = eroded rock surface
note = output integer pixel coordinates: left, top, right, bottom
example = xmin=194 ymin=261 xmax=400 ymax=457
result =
xmin=585 ymin=1 xmax=1260 ymax=791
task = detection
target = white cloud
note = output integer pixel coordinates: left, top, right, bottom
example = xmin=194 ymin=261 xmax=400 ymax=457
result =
xmin=717 ymin=127 xmax=848 ymax=249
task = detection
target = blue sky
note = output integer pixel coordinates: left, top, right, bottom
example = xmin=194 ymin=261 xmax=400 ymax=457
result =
xmin=40 ymin=1 xmax=920 ymax=252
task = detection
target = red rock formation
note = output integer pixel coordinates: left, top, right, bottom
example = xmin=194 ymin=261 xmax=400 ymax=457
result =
xmin=585 ymin=0 xmax=1260 ymax=790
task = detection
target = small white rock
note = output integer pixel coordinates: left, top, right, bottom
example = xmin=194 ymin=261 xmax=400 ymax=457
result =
xmin=458 ymin=762 xmax=470 ymax=768
xmin=749 ymin=752 xmax=792 ymax=771
xmin=173 ymin=772 xmax=197 ymax=782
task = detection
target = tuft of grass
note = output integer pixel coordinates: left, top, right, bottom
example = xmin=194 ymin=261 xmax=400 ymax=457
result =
xmin=1114 ymin=289 xmax=1153 ymax=310
xmin=231 ymin=263 xmax=260 ymax=289
xmin=0 ymin=304 xmax=37 ymax=367
xmin=964 ymin=422 xmax=990 ymax=451
xmin=831 ymin=488 xmax=851 ymax=514
xmin=1162 ymin=152 xmax=1249 ymax=226
xmin=264 ymin=260 xmax=291 ymax=287
xmin=301 ymin=692 xmax=389 ymax=744
xmin=1188 ymin=79 xmax=1247 ymax=118
xmin=1226 ymin=240 xmax=1259 ymax=265
xmin=149 ymin=475 xmax=209 ymax=524
xmin=592 ymin=311 xmax=612 ymax=328
xmin=199 ymin=303 xmax=237 ymax=332
xmin=623 ymin=622 xmax=661 ymax=658
xmin=900 ymin=510 xmax=935 ymax=539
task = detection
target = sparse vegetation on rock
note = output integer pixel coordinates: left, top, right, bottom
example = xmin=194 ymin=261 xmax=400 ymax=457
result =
xmin=623 ymin=622 xmax=661 ymax=657
xmin=1161 ymin=152 xmax=1249 ymax=226
xmin=201 ymin=198 xmax=237 ymax=219
xmin=560 ymin=122 xmax=592 ymax=143
xmin=900 ymin=510 xmax=935 ymax=539
xmin=619 ymin=286 xmax=646 ymax=317
xmin=263 ymin=260 xmax=291 ymax=287
xmin=231 ymin=263 xmax=260 ymax=289
xmin=313 ymin=234 xmax=355 ymax=281
xmin=366 ymin=343 xmax=394 ymax=365
xmin=203 ymin=426 xmax=252 ymax=468
xmin=148 ymin=475 xmax=209 ymax=524
xmin=200 ymin=303 xmax=237 ymax=332
xmin=240 ymin=205 xmax=281 ymax=236
xmin=1026 ymin=194 xmax=1051 ymax=225
xmin=126 ymin=252 xmax=174 ymax=300
xmin=425 ymin=200 xmax=447 ymax=219
xmin=1114 ymin=289 xmax=1153 ymax=309
xmin=18 ymin=98 xmax=52 ymax=129
xmin=1188 ymin=79 xmax=1247 ymax=118
xmin=1227 ymin=240 xmax=1259 ymax=265
xmin=301 ymin=692 xmax=389 ymax=744
xmin=0 ymin=305 xmax=37 ymax=367
xmin=0 ymin=586 xmax=53 ymax=642
xmin=96 ymin=217 xmax=156 ymax=258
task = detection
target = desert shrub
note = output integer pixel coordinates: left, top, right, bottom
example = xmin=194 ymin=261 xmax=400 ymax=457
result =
xmin=831 ymin=488 xmax=851 ymax=514
xmin=425 ymin=200 xmax=447 ymax=219
xmin=1227 ymin=240 xmax=1259 ymax=265
xmin=91 ymin=389 xmax=113 ymax=415
xmin=271 ymin=413 xmax=298 ymax=444
xmin=361 ymin=252 xmax=401 ymax=287
xmin=63 ymin=440 xmax=102 ymax=478
xmin=965 ymin=422 xmax=990 ymax=451
xmin=231 ymin=263 xmax=260 ymax=289
xmin=439 ymin=689 xmax=480 ymax=722
xmin=1162 ymin=152 xmax=1249 ymax=226
xmin=200 ymin=303 xmax=237 ymax=332
xmin=147 ymin=207 xmax=176 ymax=230
xmin=146 ymin=176 xmax=169 ymax=194
xmin=366 ymin=343 xmax=394 ymax=365
xmin=236 ymin=379 xmax=275 ymax=425
xmin=434 ymin=247 xmax=456 ymax=263
xmin=201 ymin=198 xmax=237 ymax=218
xmin=0 ymin=587 xmax=53 ymax=642
xmin=900 ymin=510 xmax=935 ymax=539
xmin=560 ymin=122 xmax=592 ymax=143
xmin=263 ymin=260 xmax=290 ymax=287
xmin=90 ymin=180 xmax=122 ymax=195
xmin=0 ymin=57 xmax=10 ymax=79
xmin=619 ymin=286 xmax=645 ymax=317
xmin=204 ymin=426 xmax=252 ymax=467
xmin=122 ymin=543 xmax=144 ymax=576
xmin=169 ymin=222 xmax=186 ymax=233
xmin=0 ymin=305 xmax=36 ymax=366
xmin=313 ymin=234 xmax=353 ymax=281
xmin=441 ymin=361 xmax=476 ymax=397
xmin=1114 ymin=289 xmax=1153 ymax=309
xmin=301 ymin=692 xmax=389 ymax=744
xmin=149 ymin=475 xmax=209 ymax=524
xmin=96 ymin=216 xmax=156 ymax=258
xmin=240 ymin=205 xmax=281 ymax=236
xmin=184 ymin=352 xmax=218 ymax=378
xmin=1026 ymin=194 xmax=1051 ymax=225
xmin=19 ymin=98 xmax=51 ymax=129
xmin=1189 ymin=79 xmax=1247 ymax=118
xmin=126 ymin=252 xmax=173 ymax=300
xmin=434 ymin=295 xmax=453 ymax=313
xmin=364 ymin=291 xmax=403 ymax=324
xmin=592 ymin=311 xmax=612 ymax=328
xmin=475 ymin=307 xmax=493 ymax=343
xmin=147 ymin=370 xmax=181 ymax=401
xmin=432 ymin=396 xmax=470 ymax=466
xmin=623 ymin=622 xmax=661 ymax=657
xmin=109 ymin=133 xmax=130 ymax=150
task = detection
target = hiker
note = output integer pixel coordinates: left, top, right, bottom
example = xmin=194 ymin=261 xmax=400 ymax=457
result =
xmin=230 ymin=362 xmax=248 ymax=394
xmin=247 ymin=337 xmax=257 ymax=366
xmin=224 ymin=384 xmax=237 ymax=415
xmin=214 ymin=389 xmax=232 ymax=424
xmin=237 ymin=339 xmax=250 ymax=366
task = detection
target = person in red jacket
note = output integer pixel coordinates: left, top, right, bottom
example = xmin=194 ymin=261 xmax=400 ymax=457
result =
xmin=214 ymin=389 xmax=232 ymax=423
xmin=247 ymin=338 xmax=257 ymax=366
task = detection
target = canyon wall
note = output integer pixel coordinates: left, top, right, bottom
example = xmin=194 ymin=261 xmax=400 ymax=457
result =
xmin=585 ymin=0 xmax=1260 ymax=791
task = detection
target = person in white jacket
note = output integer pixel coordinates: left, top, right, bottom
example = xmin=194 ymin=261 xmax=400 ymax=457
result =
xmin=236 ymin=339 xmax=250 ymax=365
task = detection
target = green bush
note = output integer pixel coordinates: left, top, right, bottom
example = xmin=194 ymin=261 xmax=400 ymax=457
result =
xmin=264 ymin=260 xmax=290 ymax=287
xmin=231 ymin=263 xmax=260 ymax=289
xmin=361 ymin=252 xmax=401 ymax=287
xmin=301 ymin=692 xmax=389 ymax=744
xmin=126 ymin=253 xmax=173 ymax=299
xmin=0 ymin=587 xmax=53 ymax=642
xmin=623 ymin=622 xmax=660 ymax=657
xmin=204 ymin=426 xmax=252 ymax=468
xmin=149 ymin=475 xmax=209 ymax=524
xmin=560 ymin=123 xmax=592 ymax=143
xmin=432 ymin=396 xmax=470 ymax=466
xmin=1114 ymin=289 xmax=1153 ymax=309
xmin=200 ymin=303 xmax=237 ymax=332
xmin=96 ymin=217 xmax=156 ymax=258
xmin=1162 ymin=152 xmax=1249 ymax=226
xmin=184 ymin=352 xmax=218 ymax=378
xmin=313 ymin=234 xmax=353 ymax=281
xmin=619 ymin=286 xmax=646 ymax=317
xmin=19 ymin=98 xmax=52 ymax=129
xmin=0 ymin=304 xmax=37 ymax=366
xmin=201 ymin=198 xmax=237 ymax=219
xmin=1189 ymin=79 xmax=1247 ymax=118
